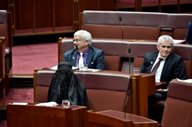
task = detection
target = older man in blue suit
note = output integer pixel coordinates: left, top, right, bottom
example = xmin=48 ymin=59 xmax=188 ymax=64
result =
xmin=63 ymin=30 xmax=106 ymax=70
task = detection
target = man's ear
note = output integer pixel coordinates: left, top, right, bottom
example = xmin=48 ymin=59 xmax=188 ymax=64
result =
xmin=86 ymin=40 xmax=89 ymax=45
xmin=156 ymin=45 xmax=160 ymax=50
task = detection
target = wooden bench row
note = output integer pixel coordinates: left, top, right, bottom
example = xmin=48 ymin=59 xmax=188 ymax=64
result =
xmin=81 ymin=11 xmax=192 ymax=40
xmin=58 ymin=38 xmax=192 ymax=78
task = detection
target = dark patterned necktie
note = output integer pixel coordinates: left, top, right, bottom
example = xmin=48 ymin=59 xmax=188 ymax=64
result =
xmin=151 ymin=58 xmax=163 ymax=74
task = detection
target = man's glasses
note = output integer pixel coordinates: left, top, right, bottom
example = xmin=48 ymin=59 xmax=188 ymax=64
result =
xmin=73 ymin=39 xmax=82 ymax=42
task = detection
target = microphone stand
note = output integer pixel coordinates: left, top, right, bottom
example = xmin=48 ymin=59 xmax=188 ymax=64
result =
xmin=128 ymin=48 xmax=131 ymax=74
xmin=124 ymin=90 xmax=131 ymax=120
xmin=119 ymin=16 xmax=123 ymax=40
xmin=119 ymin=16 xmax=131 ymax=74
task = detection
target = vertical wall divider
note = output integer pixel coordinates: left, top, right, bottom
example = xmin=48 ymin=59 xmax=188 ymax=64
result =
xmin=53 ymin=0 xmax=55 ymax=32
xmin=33 ymin=0 xmax=36 ymax=33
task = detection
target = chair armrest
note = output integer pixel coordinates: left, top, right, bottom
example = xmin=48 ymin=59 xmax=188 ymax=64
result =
xmin=156 ymin=82 xmax=168 ymax=89
xmin=160 ymin=27 xmax=174 ymax=32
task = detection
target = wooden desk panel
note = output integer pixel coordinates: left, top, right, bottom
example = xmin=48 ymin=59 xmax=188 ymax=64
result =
xmin=0 ymin=37 xmax=5 ymax=98
xmin=7 ymin=104 xmax=157 ymax=127
xmin=88 ymin=110 xmax=158 ymax=127
xmin=7 ymin=104 xmax=87 ymax=127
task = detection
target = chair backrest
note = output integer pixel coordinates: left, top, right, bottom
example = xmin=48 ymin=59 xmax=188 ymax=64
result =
xmin=133 ymin=57 xmax=144 ymax=69
xmin=161 ymin=80 xmax=192 ymax=127
xmin=83 ymin=72 xmax=131 ymax=112
xmin=105 ymin=56 xmax=122 ymax=71
xmin=82 ymin=11 xmax=168 ymax=40
xmin=82 ymin=11 xmax=192 ymax=40
xmin=0 ymin=10 xmax=8 ymax=45
xmin=0 ymin=10 xmax=12 ymax=58
xmin=34 ymin=70 xmax=55 ymax=103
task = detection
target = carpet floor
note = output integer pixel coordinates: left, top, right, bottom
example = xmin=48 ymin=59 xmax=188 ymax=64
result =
xmin=0 ymin=42 xmax=57 ymax=127
xmin=12 ymin=42 xmax=58 ymax=75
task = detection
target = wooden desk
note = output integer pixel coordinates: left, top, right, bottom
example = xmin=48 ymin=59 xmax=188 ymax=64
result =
xmin=88 ymin=110 xmax=158 ymax=127
xmin=7 ymin=104 xmax=87 ymax=127
xmin=7 ymin=104 xmax=158 ymax=127
xmin=34 ymin=69 xmax=155 ymax=117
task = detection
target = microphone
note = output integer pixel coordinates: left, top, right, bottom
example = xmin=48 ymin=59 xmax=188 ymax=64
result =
xmin=75 ymin=45 xmax=78 ymax=50
xmin=128 ymin=48 xmax=131 ymax=74
xmin=124 ymin=90 xmax=131 ymax=120
xmin=119 ymin=16 xmax=123 ymax=40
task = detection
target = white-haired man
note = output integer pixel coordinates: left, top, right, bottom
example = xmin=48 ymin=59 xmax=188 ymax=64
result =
xmin=63 ymin=30 xmax=106 ymax=70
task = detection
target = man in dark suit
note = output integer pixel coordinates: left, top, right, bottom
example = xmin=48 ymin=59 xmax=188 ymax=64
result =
xmin=140 ymin=35 xmax=187 ymax=123
xmin=140 ymin=35 xmax=186 ymax=83
xmin=63 ymin=30 xmax=106 ymax=70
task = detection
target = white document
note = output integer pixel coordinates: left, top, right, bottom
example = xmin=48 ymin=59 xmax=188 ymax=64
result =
xmin=177 ymin=78 xmax=192 ymax=83
xmin=173 ymin=39 xmax=185 ymax=44
xmin=12 ymin=102 xmax=28 ymax=105
xmin=50 ymin=65 xmax=58 ymax=70
xmin=50 ymin=65 xmax=78 ymax=71
xmin=35 ymin=102 xmax=58 ymax=107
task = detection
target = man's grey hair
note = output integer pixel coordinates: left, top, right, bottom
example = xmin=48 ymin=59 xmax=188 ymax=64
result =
xmin=74 ymin=30 xmax=92 ymax=46
xmin=157 ymin=35 xmax=174 ymax=46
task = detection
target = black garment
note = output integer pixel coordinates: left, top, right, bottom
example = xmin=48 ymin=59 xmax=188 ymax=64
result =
xmin=48 ymin=62 xmax=89 ymax=108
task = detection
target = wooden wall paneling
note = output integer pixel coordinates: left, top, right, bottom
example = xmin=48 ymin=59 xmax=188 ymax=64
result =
xmin=97 ymin=0 xmax=114 ymax=10
xmin=78 ymin=0 xmax=98 ymax=12
xmin=0 ymin=0 xmax=8 ymax=10
xmin=137 ymin=0 xmax=142 ymax=11
xmin=35 ymin=0 xmax=53 ymax=28
xmin=177 ymin=0 xmax=180 ymax=13
xmin=53 ymin=0 xmax=55 ymax=31
xmin=8 ymin=0 xmax=15 ymax=35
xmin=15 ymin=0 xmax=33 ymax=29
xmin=78 ymin=0 xmax=114 ymax=30
xmin=55 ymin=0 xmax=74 ymax=27
xmin=158 ymin=0 xmax=161 ymax=12
xmin=78 ymin=0 xmax=114 ymax=12
xmin=73 ymin=0 xmax=79 ymax=31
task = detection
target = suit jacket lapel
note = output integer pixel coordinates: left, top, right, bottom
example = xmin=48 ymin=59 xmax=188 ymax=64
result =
xmin=148 ymin=53 xmax=158 ymax=73
xmin=71 ymin=50 xmax=78 ymax=66
xmin=161 ymin=53 xmax=172 ymax=75
xmin=86 ymin=47 xmax=94 ymax=65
